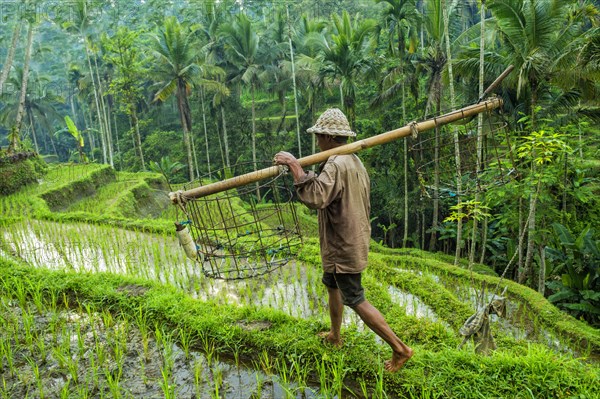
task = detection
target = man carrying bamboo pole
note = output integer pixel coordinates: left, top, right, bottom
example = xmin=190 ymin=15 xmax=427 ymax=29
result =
xmin=274 ymin=108 xmax=414 ymax=372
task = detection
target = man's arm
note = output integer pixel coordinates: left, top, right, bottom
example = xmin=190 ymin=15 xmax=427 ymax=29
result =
xmin=273 ymin=151 xmax=306 ymax=183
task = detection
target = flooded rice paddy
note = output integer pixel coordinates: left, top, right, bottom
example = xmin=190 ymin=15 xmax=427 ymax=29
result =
xmin=0 ymin=297 xmax=324 ymax=398
xmin=1 ymin=219 xmax=580 ymax=359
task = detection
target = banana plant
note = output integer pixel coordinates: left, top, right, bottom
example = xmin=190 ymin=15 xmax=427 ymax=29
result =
xmin=64 ymin=115 xmax=86 ymax=163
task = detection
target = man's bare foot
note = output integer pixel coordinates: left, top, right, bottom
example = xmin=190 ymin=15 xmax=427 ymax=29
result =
xmin=384 ymin=347 xmax=414 ymax=372
xmin=317 ymin=331 xmax=343 ymax=348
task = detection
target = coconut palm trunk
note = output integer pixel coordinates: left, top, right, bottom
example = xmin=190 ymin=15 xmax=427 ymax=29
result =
xmin=94 ymin=55 xmax=114 ymax=167
xmin=442 ymin=0 xmax=463 ymax=263
xmin=429 ymin=92 xmax=441 ymax=252
xmin=176 ymin=80 xmax=195 ymax=181
xmin=84 ymin=42 xmax=107 ymax=164
xmin=0 ymin=24 xmax=21 ymax=96
xmin=402 ymin=80 xmax=409 ymax=248
xmin=131 ymin=107 xmax=145 ymax=170
xmin=27 ymin=109 xmax=39 ymax=153
xmin=221 ymin=106 xmax=230 ymax=168
xmin=11 ymin=22 xmax=34 ymax=152
xmin=200 ymin=88 xmax=211 ymax=176
xmin=476 ymin=0 xmax=487 ymax=266
xmin=287 ymin=5 xmax=302 ymax=158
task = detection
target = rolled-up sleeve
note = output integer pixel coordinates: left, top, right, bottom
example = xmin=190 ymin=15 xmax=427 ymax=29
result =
xmin=294 ymin=162 xmax=341 ymax=210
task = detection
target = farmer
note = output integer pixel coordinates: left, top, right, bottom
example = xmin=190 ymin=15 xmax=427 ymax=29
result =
xmin=273 ymin=108 xmax=413 ymax=372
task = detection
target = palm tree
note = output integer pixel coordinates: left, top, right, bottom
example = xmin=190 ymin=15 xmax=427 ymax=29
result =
xmin=307 ymin=10 xmax=378 ymax=129
xmin=220 ymin=13 xmax=263 ymax=173
xmin=295 ymin=14 xmax=328 ymax=155
xmin=152 ymin=16 xmax=201 ymax=181
xmin=61 ymin=0 xmax=111 ymax=165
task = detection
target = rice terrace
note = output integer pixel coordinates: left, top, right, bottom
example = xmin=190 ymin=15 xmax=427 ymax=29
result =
xmin=1 ymin=0 xmax=599 ymax=398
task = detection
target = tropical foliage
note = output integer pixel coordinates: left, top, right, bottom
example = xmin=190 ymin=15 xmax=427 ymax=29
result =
xmin=0 ymin=0 xmax=599 ymax=321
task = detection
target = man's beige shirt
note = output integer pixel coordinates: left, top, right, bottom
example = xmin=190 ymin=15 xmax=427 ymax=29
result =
xmin=295 ymin=154 xmax=371 ymax=274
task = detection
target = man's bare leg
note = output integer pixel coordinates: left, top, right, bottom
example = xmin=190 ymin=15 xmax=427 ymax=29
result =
xmin=320 ymin=287 xmax=343 ymax=347
xmin=352 ymin=300 xmax=413 ymax=372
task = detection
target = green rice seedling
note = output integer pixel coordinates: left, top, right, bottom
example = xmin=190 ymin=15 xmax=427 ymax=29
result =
xmin=76 ymin=322 xmax=86 ymax=358
xmin=104 ymin=368 xmax=122 ymax=399
xmin=27 ymin=356 xmax=45 ymax=399
xmin=13 ymin=280 xmax=27 ymax=308
xmin=159 ymin=346 xmax=176 ymax=399
xmin=372 ymin=358 xmax=388 ymax=399
xmin=113 ymin=319 xmax=129 ymax=359
xmin=275 ymin=357 xmax=295 ymax=399
xmin=95 ymin=334 xmax=107 ymax=368
xmin=359 ymin=377 xmax=370 ymax=398
xmin=258 ymin=349 xmax=275 ymax=376
xmin=22 ymin=309 xmax=36 ymax=348
xmin=134 ymin=306 xmax=150 ymax=361
xmin=62 ymin=292 xmax=70 ymax=309
xmin=52 ymin=346 xmax=68 ymax=370
xmin=315 ymin=356 xmax=331 ymax=397
xmin=101 ymin=310 xmax=114 ymax=329
xmin=329 ymin=354 xmax=349 ymax=398
xmin=2 ymin=340 xmax=15 ymax=377
xmin=0 ymin=376 xmax=10 ymax=399
xmin=59 ymin=379 xmax=70 ymax=399
xmin=290 ymin=357 xmax=309 ymax=395
xmin=66 ymin=355 xmax=80 ymax=385
xmin=210 ymin=364 xmax=224 ymax=399
xmin=36 ymin=334 xmax=47 ymax=364
xmin=193 ymin=357 xmax=205 ymax=398
xmin=200 ymin=332 xmax=217 ymax=367
xmin=28 ymin=281 xmax=44 ymax=314
xmin=76 ymin=383 xmax=91 ymax=399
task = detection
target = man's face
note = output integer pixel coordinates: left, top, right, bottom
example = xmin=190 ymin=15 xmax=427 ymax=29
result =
xmin=316 ymin=134 xmax=334 ymax=151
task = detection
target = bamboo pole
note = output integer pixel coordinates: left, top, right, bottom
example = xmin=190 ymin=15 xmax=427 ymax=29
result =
xmin=170 ymin=97 xmax=503 ymax=202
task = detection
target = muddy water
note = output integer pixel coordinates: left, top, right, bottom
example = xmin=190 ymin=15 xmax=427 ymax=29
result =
xmin=0 ymin=298 xmax=321 ymax=398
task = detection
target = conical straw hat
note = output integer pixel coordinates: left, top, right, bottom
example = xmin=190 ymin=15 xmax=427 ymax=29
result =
xmin=306 ymin=108 xmax=356 ymax=137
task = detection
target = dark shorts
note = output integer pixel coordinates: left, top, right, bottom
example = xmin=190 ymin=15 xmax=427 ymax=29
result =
xmin=322 ymin=271 xmax=365 ymax=307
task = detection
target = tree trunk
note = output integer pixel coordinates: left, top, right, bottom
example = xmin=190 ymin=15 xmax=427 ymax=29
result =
xmin=517 ymin=197 xmax=524 ymax=280
xmin=429 ymin=94 xmax=441 ymax=252
xmin=200 ymin=88 xmax=211 ymax=177
xmin=94 ymin=55 xmax=113 ymax=167
xmin=251 ymin=83 xmax=260 ymax=200
xmin=191 ymin=131 xmax=200 ymax=179
xmin=131 ymin=108 xmax=145 ymax=171
xmin=11 ymin=22 xmax=34 ymax=152
xmin=287 ymin=5 xmax=302 ymax=158
xmin=538 ymin=245 xmax=546 ymax=295
xmin=402 ymin=81 xmax=409 ymax=248
xmin=28 ymin=109 xmax=39 ymax=153
xmin=442 ymin=0 xmax=463 ymax=264
xmin=221 ymin=105 xmax=230 ymax=168
xmin=84 ymin=38 xmax=107 ymax=164
xmin=177 ymin=82 xmax=194 ymax=181
xmin=0 ymin=24 xmax=21 ymax=96
xmin=474 ymin=1 xmax=487 ymax=268
xmin=113 ymin=110 xmax=123 ymax=170
xmin=521 ymin=88 xmax=539 ymax=285
xmin=479 ymin=216 xmax=488 ymax=264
